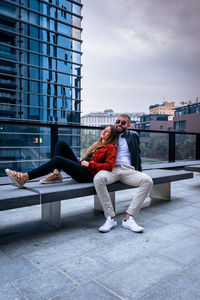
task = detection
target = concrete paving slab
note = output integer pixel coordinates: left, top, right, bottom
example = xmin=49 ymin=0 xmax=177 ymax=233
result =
xmin=0 ymin=251 xmax=9 ymax=264
xmin=177 ymin=216 xmax=200 ymax=228
xmin=0 ymin=282 xmax=25 ymax=300
xmin=166 ymin=205 xmax=200 ymax=218
xmin=53 ymin=281 xmax=122 ymax=300
xmin=91 ymin=235 xmax=158 ymax=267
xmin=13 ymin=267 xmax=77 ymax=300
xmin=154 ymin=233 xmax=200 ymax=265
xmin=143 ymin=222 xmax=197 ymax=245
xmin=25 ymin=236 xmax=106 ymax=269
xmin=0 ymin=209 xmax=41 ymax=227
xmin=138 ymin=273 xmax=200 ymax=300
xmin=0 ymin=220 xmax=54 ymax=244
xmin=0 ymin=238 xmax=44 ymax=258
xmin=0 ymin=257 xmax=39 ymax=284
xmin=84 ymin=224 xmax=138 ymax=246
xmin=58 ymin=255 xmax=113 ymax=284
xmin=150 ymin=212 xmax=182 ymax=224
xmin=183 ymin=260 xmax=200 ymax=281
xmin=96 ymin=254 xmax=183 ymax=300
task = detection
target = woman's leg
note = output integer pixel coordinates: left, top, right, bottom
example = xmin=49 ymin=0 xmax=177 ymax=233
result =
xmin=51 ymin=141 xmax=79 ymax=175
xmin=54 ymin=141 xmax=79 ymax=162
xmin=28 ymin=156 xmax=92 ymax=183
xmin=46 ymin=140 xmax=79 ymax=177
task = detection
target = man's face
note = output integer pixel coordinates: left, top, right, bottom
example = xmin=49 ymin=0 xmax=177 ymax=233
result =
xmin=115 ymin=116 xmax=130 ymax=133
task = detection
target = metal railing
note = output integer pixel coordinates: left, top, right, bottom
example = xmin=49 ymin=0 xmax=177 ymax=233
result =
xmin=0 ymin=119 xmax=199 ymax=176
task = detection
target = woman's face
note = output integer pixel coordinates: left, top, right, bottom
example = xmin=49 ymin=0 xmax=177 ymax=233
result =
xmin=101 ymin=126 xmax=112 ymax=140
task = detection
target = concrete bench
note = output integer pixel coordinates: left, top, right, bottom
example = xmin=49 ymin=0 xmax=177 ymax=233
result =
xmin=185 ymin=164 xmax=200 ymax=172
xmin=142 ymin=160 xmax=200 ymax=170
xmin=0 ymin=169 xmax=193 ymax=229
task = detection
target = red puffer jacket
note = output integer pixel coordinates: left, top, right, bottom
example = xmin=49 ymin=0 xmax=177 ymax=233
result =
xmin=87 ymin=144 xmax=117 ymax=176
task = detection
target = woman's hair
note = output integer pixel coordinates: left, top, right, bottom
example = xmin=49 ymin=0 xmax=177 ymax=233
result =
xmin=83 ymin=125 xmax=118 ymax=159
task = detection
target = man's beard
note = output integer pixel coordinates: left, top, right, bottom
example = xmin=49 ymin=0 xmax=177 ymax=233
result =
xmin=116 ymin=127 xmax=126 ymax=133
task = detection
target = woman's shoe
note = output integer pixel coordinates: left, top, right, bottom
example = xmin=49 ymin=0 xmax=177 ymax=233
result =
xmin=5 ymin=169 xmax=28 ymax=188
xmin=40 ymin=173 xmax=63 ymax=184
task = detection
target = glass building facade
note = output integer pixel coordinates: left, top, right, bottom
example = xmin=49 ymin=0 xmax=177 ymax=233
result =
xmin=0 ymin=0 xmax=82 ymax=175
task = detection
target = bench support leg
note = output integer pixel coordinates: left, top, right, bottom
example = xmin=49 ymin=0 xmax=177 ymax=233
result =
xmin=42 ymin=201 xmax=61 ymax=229
xmin=94 ymin=192 xmax=115 ymax=212
xmin=150 ymin=182 xmax=171 ymax=201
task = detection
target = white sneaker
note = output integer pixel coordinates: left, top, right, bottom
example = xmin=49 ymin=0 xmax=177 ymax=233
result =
xmin=122 ymin=216 xmax=144 ymax=232
xmin=99 ymin=216 xmax=117 ymax=233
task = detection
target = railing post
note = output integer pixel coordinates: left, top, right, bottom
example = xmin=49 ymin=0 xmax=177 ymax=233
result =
xmin=51 ymin=124 xmax=58 ymax=158
xmin=196 ymin=134 xmax=200 ymax=160
xmin=168 ymin=132 xmax=175 ymax=162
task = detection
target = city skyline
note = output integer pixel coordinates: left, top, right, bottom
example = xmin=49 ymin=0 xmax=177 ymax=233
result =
xmin=81 ymin=0 xmax=200 ymax=114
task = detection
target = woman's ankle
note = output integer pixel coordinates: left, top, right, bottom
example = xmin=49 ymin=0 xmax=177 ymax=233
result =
xmin=23 ymin=173 xmax=29 ymax=182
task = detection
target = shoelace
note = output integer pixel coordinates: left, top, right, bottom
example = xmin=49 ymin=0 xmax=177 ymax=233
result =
xmin=47 ymin=173 xmax=59 ymax=179
xmin=13 ymin=171 xmax=23 ymax=179
xmin=104 ymin=218 xmax=113 ymax=227
xmin=129 ymin=218 xmax=140 ymax=227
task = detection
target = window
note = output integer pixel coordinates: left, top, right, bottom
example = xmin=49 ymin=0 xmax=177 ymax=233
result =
xmin=64 ymin=53 xmax=68 ymax=65
xmin=174 ymin=121 xmax=186 ymax=131
xmin=61 ymin=6 xmax=67 ymax=19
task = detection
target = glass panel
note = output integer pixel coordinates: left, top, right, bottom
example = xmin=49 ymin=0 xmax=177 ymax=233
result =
xmin=80 ymin=128 xmax=102 ymax=160
xmin=58 ymin=127 xmax=80 ymax=157
xmin=0 ymin=124 xmax=50 ymax=176
xmin=175 ymin=134 xmax=196 ymax=161
xmin=140 ymin=131 xmax=169 ymax=164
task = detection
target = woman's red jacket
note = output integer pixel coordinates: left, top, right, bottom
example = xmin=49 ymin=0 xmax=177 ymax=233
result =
xmin=87 ymin=144 xmax=117 ymax=176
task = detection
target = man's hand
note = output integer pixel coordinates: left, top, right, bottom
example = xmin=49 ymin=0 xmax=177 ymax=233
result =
xmin=81 ymin=160 xmax=89 ymax=167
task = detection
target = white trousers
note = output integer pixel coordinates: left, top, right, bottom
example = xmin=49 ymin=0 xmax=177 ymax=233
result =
xmin=93 ymin=164 xmax=153 ymax=218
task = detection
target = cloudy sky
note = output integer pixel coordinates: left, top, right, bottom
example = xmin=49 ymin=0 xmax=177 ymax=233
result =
xmin=81 ymin=0 xmax=200 ymax=114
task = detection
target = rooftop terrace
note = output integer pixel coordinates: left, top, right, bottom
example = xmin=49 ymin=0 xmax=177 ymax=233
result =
xmin=0 ymin=172 xmax=200 ymax=300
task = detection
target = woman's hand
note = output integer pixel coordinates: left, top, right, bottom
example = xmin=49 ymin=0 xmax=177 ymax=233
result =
xmin=81 ymin=160 xmax=89 ymax=167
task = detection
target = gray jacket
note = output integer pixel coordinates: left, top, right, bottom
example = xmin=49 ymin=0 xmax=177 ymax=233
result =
xmin=121 ymin=129 xmax=142 ymax=171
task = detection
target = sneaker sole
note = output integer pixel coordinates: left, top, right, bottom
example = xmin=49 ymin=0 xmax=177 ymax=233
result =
xmin=5 ymin=169 xmax=24 ymax=189
xmin=40 ymin=180 xmax=63 ymax=184
xmin=122 ymin=223 xmax=144 ymax=233
xmin=99 ymin=223 xmax=117 ymax=233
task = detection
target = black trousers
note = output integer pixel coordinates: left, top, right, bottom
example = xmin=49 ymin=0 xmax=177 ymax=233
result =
xmin=28 ymin=141 xmax=93 ymax=183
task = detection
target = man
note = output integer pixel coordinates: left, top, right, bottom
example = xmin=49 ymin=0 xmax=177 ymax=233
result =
xmin=93 ymin=114 xmax=153 ymax=233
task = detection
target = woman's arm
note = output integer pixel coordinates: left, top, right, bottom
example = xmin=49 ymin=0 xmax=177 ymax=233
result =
xmin=87 ymin=145 xmax=117 ymax=174
xmin=81 ymin=160 xmax=89 ymax=167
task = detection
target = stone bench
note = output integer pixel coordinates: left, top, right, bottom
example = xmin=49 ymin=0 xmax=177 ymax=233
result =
xmin=185 ymin=164 xmax=200 ymax=172
xmin=0 ymin=169 xmax=193 ymax=229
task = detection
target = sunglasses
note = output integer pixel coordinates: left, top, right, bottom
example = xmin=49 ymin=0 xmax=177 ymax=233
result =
xmin=116 ymin=120 xmax=127 ymax=125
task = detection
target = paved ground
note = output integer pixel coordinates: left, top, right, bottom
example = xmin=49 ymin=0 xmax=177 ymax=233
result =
xmin=0 ymin=173 xmax=200 ymax=300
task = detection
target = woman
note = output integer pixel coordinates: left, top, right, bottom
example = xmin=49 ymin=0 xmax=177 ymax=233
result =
xmin=5 ymin=125 xmax=118 ymax=188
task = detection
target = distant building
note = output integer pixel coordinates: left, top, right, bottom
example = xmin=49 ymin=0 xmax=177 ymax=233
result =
xmin=81 ymin=109 xmax=144 ymax=126
xmin=149 ymin=101 xmax=175 ymax=121
xmin=135 ymin=114 xmax=173 ymax=131
xmin=173 ymin=102 xmax=200 ymax=133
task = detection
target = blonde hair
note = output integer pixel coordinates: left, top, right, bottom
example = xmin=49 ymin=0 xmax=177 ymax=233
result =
xmin=83 ymin=125 xmax=118 ymax=159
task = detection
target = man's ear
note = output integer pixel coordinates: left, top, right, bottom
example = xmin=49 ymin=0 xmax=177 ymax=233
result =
xmin=127 ymin=123 xmax=131 ymax=128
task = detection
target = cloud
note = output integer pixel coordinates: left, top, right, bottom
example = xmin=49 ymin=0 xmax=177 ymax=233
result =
xmin=81 ymin=0 xmax=200 ymax=114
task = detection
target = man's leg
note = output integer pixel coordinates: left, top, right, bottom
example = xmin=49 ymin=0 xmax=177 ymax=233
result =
xmin=119 ymin=166 xmax=153 ymax=216
xmin=119 ymin=166 xmax=153 ymax=232
xmin=93 ymin=169 xmax=120 ymax=218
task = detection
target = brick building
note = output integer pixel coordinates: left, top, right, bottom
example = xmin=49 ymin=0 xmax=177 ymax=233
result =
xmin=173 ymin=102 xmax=200 ymax=133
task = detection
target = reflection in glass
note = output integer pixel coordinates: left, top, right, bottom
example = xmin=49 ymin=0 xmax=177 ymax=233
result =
xmin=175 ymin=134 xmax=196 ymax=161
xmin=0 ymin=0 xmax=82 ymax=175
